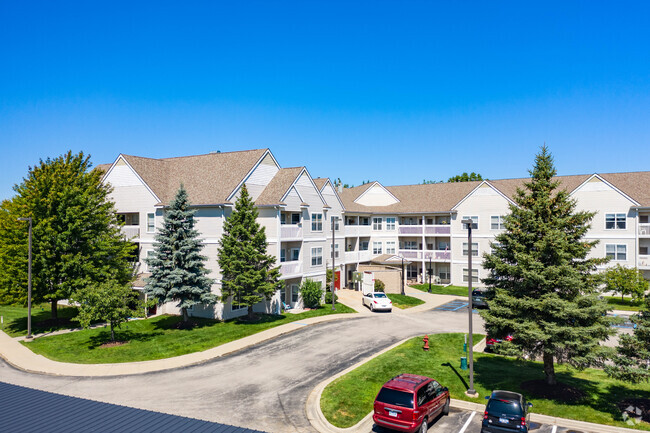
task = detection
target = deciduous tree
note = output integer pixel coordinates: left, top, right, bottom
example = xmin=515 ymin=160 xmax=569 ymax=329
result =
xmin=603 ymin=264 xmax=648 ymax=302
xmin=144 ymin=185 xmax=216 ymax=322
xmin=217 ymin=184 xmax=282 ymax=320
xmin=481 ymin=146 xmax=613 ymax=386
xmin=0 ymin=151 xmax=135 ymax=319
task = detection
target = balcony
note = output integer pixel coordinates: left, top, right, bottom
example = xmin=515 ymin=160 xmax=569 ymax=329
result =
xmin=424 ymin=225 xmax=451 ymax=235
xmin=280 ymin=261 xmax=302 ymax=277
xmin=398 ymin=226 xmax=423 ymax=235
xmin=639 ymin=224 xmax=650 ymax=236
xmin=280 ymin=225 xmax=303 ymax=239
xmin=639 ymin=255 xmax=650 ymax=269
xmin=344 ymin=225 xmax=372 ymax=237
xmin=345 ymin=250 xmax=372 ymax=263
xmin=121 ymin=226 xmax=140 ymax=239
xmin=398 ymin=250 xmax=421 ymax=260
xmin=423 ymin=250 xmax=452 ymax=261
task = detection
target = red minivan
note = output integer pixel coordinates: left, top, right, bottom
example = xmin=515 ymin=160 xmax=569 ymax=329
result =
xmin=373 ymin=374 xmax=450 ymax=433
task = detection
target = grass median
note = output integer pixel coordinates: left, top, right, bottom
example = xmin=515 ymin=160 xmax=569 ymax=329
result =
xmin=321 ymin=333 xmax=650 ymax=430
xmin=410 ymin=284 xmax=468 ymax=296
xmin=21 ymin=303 xmax=355 ymax=364
xmin=385 ymin=293 xmax=424 ymax=309
xmin=605 ymin=296 xmax=643 ymax=312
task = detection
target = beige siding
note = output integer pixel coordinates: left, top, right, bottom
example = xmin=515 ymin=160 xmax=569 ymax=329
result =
xmin=355 ymin=183 xmax=399 ymax=206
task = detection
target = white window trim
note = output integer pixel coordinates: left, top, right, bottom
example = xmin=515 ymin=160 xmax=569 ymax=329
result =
xmin=146 ymin=212 xmax=155 ymax=233
xmin=604 ymin=212 xmax=627 ymax=230
xmin=373 ymin=241 xmax=383 ymax=255
xmin=462 ymin=242 xmax=479 ymax=256
xmin=462 ymin=215 xmax=478 ymax=230
xmin=490 ymin=215 xmax=505 ymax=230
xmin=386 ymin=241 xmax=396 ymax=254
xmin=311 ymin=213 xmax=323 ymax=232
xmin=311 ymin=247 xmax=323 ymax=266
xmin=386 ymin=217 xmax=396 ymax=230
xmin=462 ymin=268 xmax=479 ymax=283
xmin=606 ymin=244 xmax=627 ymax=261
xmin=373 ymin=217 xmax=383 ymax=231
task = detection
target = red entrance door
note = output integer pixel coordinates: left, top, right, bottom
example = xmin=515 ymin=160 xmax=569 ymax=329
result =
xmin=335 ymin=271 xmax=341 ymax=290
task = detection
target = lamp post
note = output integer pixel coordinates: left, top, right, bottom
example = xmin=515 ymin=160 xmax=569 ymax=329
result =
xmin=461 ymin=218 xmax=477 ymax=397
xmin=17 ymin=217 xmax=33 ymax=340
xmin=428 ymin=255 xmax=432 ymax=293
xmin=400 ymin=256 xmax=405 ymax=296
xmin=331 ymin=216 xmax=339 ymax=311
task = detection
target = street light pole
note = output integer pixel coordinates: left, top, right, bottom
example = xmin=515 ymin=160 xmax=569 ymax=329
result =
xmin=428 ymin=255 xmax=432 ymax=293
xmin=461 ymin=218 xmax=477 ymax=397
xmin=400 ymin=257 xmax=405 ymax=296
xmin=331 ymin=216 xmax=338 ymax=311
xmin=18 ymin=217 xmax=33 ymax=340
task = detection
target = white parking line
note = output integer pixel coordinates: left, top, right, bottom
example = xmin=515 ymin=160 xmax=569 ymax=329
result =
xmin=551 ymin=425 xmax=557 ymax=433
xmin=458 ymin=411 xmax=476 ymax=433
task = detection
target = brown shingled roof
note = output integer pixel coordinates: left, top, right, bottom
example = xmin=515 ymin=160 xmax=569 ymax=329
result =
xmin=120 ymin=149 xmax=268 ymax=206
xmin=489 ymin=174 xmax=591 ymax=202
xmin=313 ymin=178 xmax=328 ymax=191
xmin=256 ymin=167 xmax=304 ymax=206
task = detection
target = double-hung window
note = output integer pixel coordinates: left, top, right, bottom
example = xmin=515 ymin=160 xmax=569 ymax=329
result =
xmin=373 ymin=217 xmax=383 ymax=230
xmin=605 ymin=213 xmax=626 ymax=230
xmin=386 ymin=241 xmax=396 ymax=254
xmin=147 ymin=213 xmax=155 ymax=233
xmin=386 ymin=217 xmax=396 ymax=230
xmin=462 ymin=242 xmax=479 ymax=256
xmin=606 ymin=244 xmax=627 ymax=261
xmin=462 ymin=215 xmax=478 ymax=230
xmin=311 ymin=247 xmax=323 ymax=266
xmin=311 ymin=213 xmax=323 ymax=232
xmin=331 ymin=216 xmax=340 ymax=231
xmin=373 ymin=242 xmax=383 ymax=255
xmin=490 ymin=215 xmax=505 ymax=230
xmin=360 ymin=241 xmax=369 ymax=251
xmin=463 ymin=268 xmax=479 ymax=283
xmin=332 ymin=244 xmax=340 ymax=258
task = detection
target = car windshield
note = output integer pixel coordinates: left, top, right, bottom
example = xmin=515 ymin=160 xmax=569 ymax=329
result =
xmin=487 ymin=399 xmax=522 ymax=415
xmin=376 ymin=388 xmax=413 ymax=408
xmin=374 ymin=293 xmax=387 ymax=298
xmin=472 ymin=290 xmax=485 ymax=296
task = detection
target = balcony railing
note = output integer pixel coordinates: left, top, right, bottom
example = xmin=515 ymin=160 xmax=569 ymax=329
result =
xmin=280 ymin=225 xmax=303 ymax=239
xmin=639 ymin=224 xmax=650 ymax=236
xmin=280 ymin=261 xmax=302 ymax=277
xmin=398 ymin=226 xmax=423 ymax=235
xmin=344 ymin=250 xmax=371 ymax=263
xmin=399 ymin=250 xmax=421 ymax=260
xmin=639 ymin=255 xmax=650 ymax=269
xmin=121 ymin=226 xmax=140 ymax=239
xmin=344 ymin=225 xmax=372 ymax=237
xmin=423 ymin=250 xmax=452 ymax=261
xmin=424 ymin=225 xmax=451 ymax=235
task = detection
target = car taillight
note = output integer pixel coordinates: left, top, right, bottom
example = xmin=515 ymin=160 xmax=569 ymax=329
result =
xmin=521 ymin=417 xmax=526 ymax=425
xmin=413 ymin=410 xmax=420 ymax=421
xmin=373 ymin=300 xmax=378 ymax=304
xmin=484 ymin=411 xmax=488 ymax=420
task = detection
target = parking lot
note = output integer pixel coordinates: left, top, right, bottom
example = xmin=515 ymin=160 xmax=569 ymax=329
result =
xmin=370 ymin=408 xmax=594 ymax=433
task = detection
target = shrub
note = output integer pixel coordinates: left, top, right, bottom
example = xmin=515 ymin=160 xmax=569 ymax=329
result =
xmin=325 ymin=290 xmax=338 ymax=304
xmin=374 ymin=279 xmax=385 ymax=292
xmin=300 ymin=279 xmax=323 ymax=309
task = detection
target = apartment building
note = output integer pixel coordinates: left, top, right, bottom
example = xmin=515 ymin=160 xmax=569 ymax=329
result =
xmin=338 ymin=173 xmax=650 ymax=288
xmin=99 ymin=148 xmax=650 ymax=319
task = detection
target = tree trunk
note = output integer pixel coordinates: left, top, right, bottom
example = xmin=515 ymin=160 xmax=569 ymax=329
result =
xmin=543 ymin=351 xmax=557 ymax=386
xmin=248 ymin=305 xmax=254 ymax=320
xmin=51 ymin=299 xmax=58 ymax=321
xmin=182 ymin=307 xmax=188 ymax=322
xmin=110 ymin=322 xmax=115 ymax=342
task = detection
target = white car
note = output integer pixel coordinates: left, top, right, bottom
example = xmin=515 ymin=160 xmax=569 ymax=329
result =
xmin=363 ymin=292 xmax=392 ymax=312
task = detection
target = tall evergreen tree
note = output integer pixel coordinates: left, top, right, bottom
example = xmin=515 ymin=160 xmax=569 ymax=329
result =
xmin=0 ymin=151 xmax=135 ymax=319
xmin=481 ymin=146 xmax=614 ymax=386
xmin=218 ymin=184 xmax=282 ymax=320
xmin=144 ymin=185 xmax=216 ymax=322
xmin=606 ymin=295 xmax=650 ymax=383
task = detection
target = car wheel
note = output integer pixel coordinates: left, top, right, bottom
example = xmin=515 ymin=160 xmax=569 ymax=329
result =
xmin=442 ymin=398 xmax=450 ymax=415
xmin=419 ymin=419 xmax=427 ymax=433
xmin=370 ymin=303 xmax=374 ymax=312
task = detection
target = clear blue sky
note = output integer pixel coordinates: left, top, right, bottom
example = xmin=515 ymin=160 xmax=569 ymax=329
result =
xmin=1 ymin=1 xmax=649 ymax=200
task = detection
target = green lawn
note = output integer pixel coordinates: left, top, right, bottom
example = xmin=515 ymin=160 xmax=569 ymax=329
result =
xmin=321 ymin=333 xmax=650 ymax=430
xmin=23 ymin=303 xmax=355 ymax=363
xmin=410 ymin=284 xmax=468 ymax=297
xmin=0 ymin=303 xmax=82 ymax=337
xmin=386 ymin=294 xmax=424 ymax=309
xmin=605 ymin=296 xmax=644 ymax=312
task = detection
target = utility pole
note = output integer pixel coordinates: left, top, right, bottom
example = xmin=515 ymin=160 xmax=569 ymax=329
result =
xmin=18 ymin=217 xmax=33 ymax=340
xmin=428 ymin=255 xmax=432 ymax=293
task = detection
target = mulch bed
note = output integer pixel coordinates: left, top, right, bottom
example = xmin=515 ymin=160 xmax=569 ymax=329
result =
xmin=618 ymin=398 xmax=650 ymax=422
xmin=98 ymin=340 xmax=129 ymax=349
xmin=520 ymin=379 xmax=585 ymax=403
